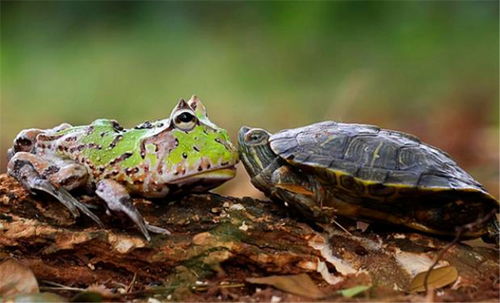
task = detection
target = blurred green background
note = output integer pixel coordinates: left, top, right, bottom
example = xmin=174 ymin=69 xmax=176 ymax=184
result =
xmin=1 ymin=2 xmax=498 ymax=198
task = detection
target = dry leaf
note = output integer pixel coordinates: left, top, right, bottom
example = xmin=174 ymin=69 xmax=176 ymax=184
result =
xmin=356 ymin=221 xmax=370 ymax=232
xmin=246 ymin=273 xmax=325 ymax=299
xmin=395 ymin=251 xmax=448 ymax=277
xmin=409 ymin=265 xmax=458 ymax=293
xmin=0 ymin=259 xmax=39 ymax=297
xmin=308 ymin=234 xmax=358 ymax=275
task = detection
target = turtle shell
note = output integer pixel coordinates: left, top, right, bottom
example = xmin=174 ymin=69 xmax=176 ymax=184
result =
xmin=269 ymin=121 xmax=499 ymax=236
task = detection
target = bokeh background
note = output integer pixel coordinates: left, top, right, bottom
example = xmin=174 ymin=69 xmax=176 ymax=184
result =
xmin=1 ymin=2 xmax=498 ymax=199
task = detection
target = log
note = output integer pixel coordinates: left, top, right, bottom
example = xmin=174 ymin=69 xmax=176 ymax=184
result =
xmin=0 ymin=174 xmax=498 ymax=302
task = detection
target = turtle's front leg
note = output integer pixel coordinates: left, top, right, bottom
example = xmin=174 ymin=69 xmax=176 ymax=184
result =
xmin=95 ymin=179 xmax=171 ymax=241
xmin=7 ymin=152 xmax=104 ymax=227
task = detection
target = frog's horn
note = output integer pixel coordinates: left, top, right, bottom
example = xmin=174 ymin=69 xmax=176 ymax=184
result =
xmin=170 ymin=98 xmax=191 ymax=116
xmin=176 ymin=98 xmax=191 ymax=109
xmin=188 ymin=95 xmax=207 ymax=116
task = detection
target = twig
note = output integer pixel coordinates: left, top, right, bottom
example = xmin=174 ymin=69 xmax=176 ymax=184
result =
xmin=423 ymin=210 xmax=496 ymax=293
xmin=40 ymin=280 xmax=86 ymax=292
xmin=423 ymin=227 xmax=463 ymax=293
xmin=332 ymin=218 xmax=353 ymax=236
xmin=40 ymin=286 xmax=84 ymax=292
xmin=219 ymin=283 xmax=245 ymax=288
xmin=193 ymin=283 xmax=245 ymax=292
xmin=126 ymin=272 xmax=137 ymax=293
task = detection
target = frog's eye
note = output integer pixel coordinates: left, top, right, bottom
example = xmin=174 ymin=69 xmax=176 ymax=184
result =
xmin=173 ymin=110 xmax=197 ymax=131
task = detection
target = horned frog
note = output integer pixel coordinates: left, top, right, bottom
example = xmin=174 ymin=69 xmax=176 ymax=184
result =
xmin=7 ymin=96 xmax=239 ymax=240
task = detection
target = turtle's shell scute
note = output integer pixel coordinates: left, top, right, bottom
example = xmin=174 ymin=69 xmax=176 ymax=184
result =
xmin=269 ymin=121 xmax=485 ymax=192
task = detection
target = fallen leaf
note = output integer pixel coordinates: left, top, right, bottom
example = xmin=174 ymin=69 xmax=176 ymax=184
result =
xmin=246 ymin=273 xmax=325 ymax=299
xmin=316 ymin=260 xmax=344 ymax=285
xmin=409 ymin=265 xmax=458 ymax=293
xmin=356 ymin=221 xmax=370 ymax=232
xmin=0 ymin=259 xmax=39 ymax=297
xmin=395 ymin=251 xmax=448 ymax=277
xmin=309 ymin=234 xmax=358 ymax=275
xmin=337 ymin=285 xmax=371 ymax=297
xmin=108 ymin=234 xmax=145 ymax=253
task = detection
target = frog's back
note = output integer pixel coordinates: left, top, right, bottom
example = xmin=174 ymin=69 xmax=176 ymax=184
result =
xmin=36 ymin=119 xmax=125 ymax=157
xmin=33 ymin=120 xmax=148 ymax=182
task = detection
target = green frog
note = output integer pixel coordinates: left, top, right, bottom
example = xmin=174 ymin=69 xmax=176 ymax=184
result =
xmin=7 ymin=96 xmax=239 ymax=241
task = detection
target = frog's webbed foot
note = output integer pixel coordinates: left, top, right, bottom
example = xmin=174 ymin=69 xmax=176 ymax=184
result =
xmin=7 ymin=152 xmax=104 ymax=228
xmin=95 ymin=179 xmax=171 ymax=241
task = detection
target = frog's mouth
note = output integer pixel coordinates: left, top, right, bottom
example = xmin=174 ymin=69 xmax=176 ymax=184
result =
xmin=188 ymin=167 xmax=237 ymax=180
xmin=169 ymin=166 xmax=237 ymax=184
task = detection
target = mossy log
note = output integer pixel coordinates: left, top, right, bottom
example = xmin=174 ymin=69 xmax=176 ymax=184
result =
xmin=0 ymin=174 xmax=498 ymax=302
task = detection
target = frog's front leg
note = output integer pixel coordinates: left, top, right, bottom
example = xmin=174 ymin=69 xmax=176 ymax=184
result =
xmin=7 ymin=152 xmax=104 ymax=227
xmin=95 ymin=179 xmax=171 ymax=241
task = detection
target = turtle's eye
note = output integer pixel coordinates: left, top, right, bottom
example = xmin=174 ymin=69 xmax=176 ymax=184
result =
xmin=245 ymin=130 xmax=269 ymax=145
xmin=173 ymin=110 xmax=197 ymax=131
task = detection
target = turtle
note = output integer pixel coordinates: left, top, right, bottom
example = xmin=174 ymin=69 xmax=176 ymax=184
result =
xmin=238 ymin=121 xmax=499 ymax=242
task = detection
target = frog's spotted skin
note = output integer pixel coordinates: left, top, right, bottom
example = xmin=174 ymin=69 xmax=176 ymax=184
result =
xmin=7 ymin=96 xmax=239 ymax=241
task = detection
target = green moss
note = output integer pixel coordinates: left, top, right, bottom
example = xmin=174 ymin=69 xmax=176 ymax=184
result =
xmin=210 ymin=222 xmax=247 ymax=242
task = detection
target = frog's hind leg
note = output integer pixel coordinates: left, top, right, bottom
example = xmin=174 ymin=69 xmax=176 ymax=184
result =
xmin=7 ymin=128 xmax=44 ymax=160
xmin=95 ymin=179 xmax=171 ymax=241
xmin=7 ymin=123 xmax=72 ymax=160
xmin=7 ymin=152 xmax=104 ymax=227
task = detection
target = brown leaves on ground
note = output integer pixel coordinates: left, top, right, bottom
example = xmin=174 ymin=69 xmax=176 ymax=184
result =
xmin=246 ymin=274 xmax=326 ymax=299
xmin=409 ymin=266 xmax=458 ymax=293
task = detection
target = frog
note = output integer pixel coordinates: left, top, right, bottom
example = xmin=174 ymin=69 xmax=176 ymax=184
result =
xmin=7 ymin=96 xmax=239 ymax=241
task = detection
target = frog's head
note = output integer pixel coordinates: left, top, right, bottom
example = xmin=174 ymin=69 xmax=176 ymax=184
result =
xmin=160 ymin=96 xmax=239 ymax=191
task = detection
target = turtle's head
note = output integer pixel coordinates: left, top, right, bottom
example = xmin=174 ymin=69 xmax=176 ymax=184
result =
xmin=238 ymin=126 xmax=277 ymax=178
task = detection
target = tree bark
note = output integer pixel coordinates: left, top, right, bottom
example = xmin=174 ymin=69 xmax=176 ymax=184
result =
xmin=0 ymin=174 xmax=498 ymax=302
